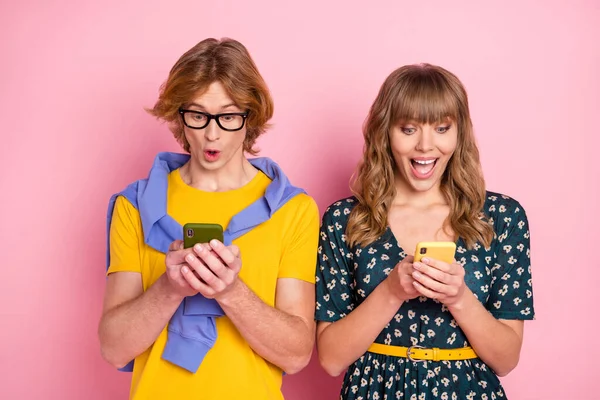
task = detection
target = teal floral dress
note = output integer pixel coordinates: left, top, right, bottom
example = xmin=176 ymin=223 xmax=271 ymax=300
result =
xmin=315 ymin=192 xmax=535 ymax=400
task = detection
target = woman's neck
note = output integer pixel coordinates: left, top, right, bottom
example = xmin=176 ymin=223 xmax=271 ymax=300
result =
xmin=392 ymin=175 xmax=447 ymax=208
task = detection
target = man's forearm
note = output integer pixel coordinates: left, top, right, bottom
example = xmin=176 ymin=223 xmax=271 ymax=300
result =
xmin=217 ymin=280 xmax=314 ymax=374
xmin=99 ymin=274 xmax=183 ymax=368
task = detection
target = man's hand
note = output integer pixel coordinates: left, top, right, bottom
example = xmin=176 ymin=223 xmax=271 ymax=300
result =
xmin=164 ymin=240 xmax=199 ymax=298
xmin=180 ymin=239 xmax=243 ymax=300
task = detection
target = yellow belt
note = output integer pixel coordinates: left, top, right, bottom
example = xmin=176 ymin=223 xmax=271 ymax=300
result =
xmin=368 ymin=343 xmax=477 ymax=362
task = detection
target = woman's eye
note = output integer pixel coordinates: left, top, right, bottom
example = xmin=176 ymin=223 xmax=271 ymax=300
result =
xmin=401 ymin=127 xmax=416 ymax=134
xmin=436 ymin=125 xmax=451 ymax=133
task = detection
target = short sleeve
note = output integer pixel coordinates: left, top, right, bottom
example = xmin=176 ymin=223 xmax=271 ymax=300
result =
xmin=488 ymin=198 xmax=535 ymax=320
xmin=107 ymin=195 xmax=143 ymax=275
xmin=277 ymin=194 xmax=320 ymax=283
xmin=315 ymin=201 xmax=356 ymax=323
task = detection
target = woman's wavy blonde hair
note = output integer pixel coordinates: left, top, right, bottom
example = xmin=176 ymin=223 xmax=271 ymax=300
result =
xmin=147 ymin=38 xmax=273 ymax=155
xmin=346 ymin=63 xmax=493 ymax=249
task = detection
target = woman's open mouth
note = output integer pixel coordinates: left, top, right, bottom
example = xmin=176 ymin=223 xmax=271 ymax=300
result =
xmin=410 ymin=158 xmax=437 ymax=179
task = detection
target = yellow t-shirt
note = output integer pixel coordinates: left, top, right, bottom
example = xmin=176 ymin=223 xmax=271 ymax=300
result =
xmin=107 ymin=168 xmax=320 ymax=400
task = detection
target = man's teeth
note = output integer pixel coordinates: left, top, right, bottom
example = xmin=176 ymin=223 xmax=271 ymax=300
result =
xmin=413 ymin=159 xmax=436 ymax=165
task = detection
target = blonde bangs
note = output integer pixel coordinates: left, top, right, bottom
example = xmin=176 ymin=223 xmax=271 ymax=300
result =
xmin=390 ymin=71 xmax=460 ymax=125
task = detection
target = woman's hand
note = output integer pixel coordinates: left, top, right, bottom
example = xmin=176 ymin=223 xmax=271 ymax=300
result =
xmin=385 ymin=255 xmax=420 ymax=302
xmin=411 ymin=257 xmax=468 ymax=307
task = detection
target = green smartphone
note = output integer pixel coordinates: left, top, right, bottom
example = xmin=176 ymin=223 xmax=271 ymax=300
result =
xmin=414 ymin=241 xmax=456 ymax=264
xmin=183 ymin=223 xmax=224 ymax=249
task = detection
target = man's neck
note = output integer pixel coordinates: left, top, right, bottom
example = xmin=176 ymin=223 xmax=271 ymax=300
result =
xmin=180 ymin=156 xmax=259 ymax=192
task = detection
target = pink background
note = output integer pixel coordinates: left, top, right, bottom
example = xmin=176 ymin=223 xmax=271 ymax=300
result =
xmin=1 ymin=1 xmax=598 ymax=399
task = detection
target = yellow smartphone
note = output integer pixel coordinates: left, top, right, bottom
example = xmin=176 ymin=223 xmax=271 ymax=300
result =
xmin=414 ymin=241 xmax=456 ymax=263
xmin=183 ymin=223 xmax=224 ymax=249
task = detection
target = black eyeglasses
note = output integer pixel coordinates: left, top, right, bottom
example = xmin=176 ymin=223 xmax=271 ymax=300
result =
xmin=178 ymin=109 xmax=249 ymax=132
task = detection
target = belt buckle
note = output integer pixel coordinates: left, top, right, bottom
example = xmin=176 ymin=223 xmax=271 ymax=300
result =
xmin=406 ymin=344 xmax=426 ymax=363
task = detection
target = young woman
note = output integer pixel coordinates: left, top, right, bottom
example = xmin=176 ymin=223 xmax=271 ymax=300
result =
xmin=315 ymin=64 xmax=534 ymax=399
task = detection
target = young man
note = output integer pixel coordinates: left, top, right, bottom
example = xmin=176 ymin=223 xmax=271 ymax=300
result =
xmin=99 ymin=38 xmax=319 ymax=400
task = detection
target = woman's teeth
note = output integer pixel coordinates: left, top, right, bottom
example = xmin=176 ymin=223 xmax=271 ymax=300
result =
xmin=413 ymin=159 xmax=435 ymax=165
xmin=411 ymin=158 xmax=437 ymax=176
